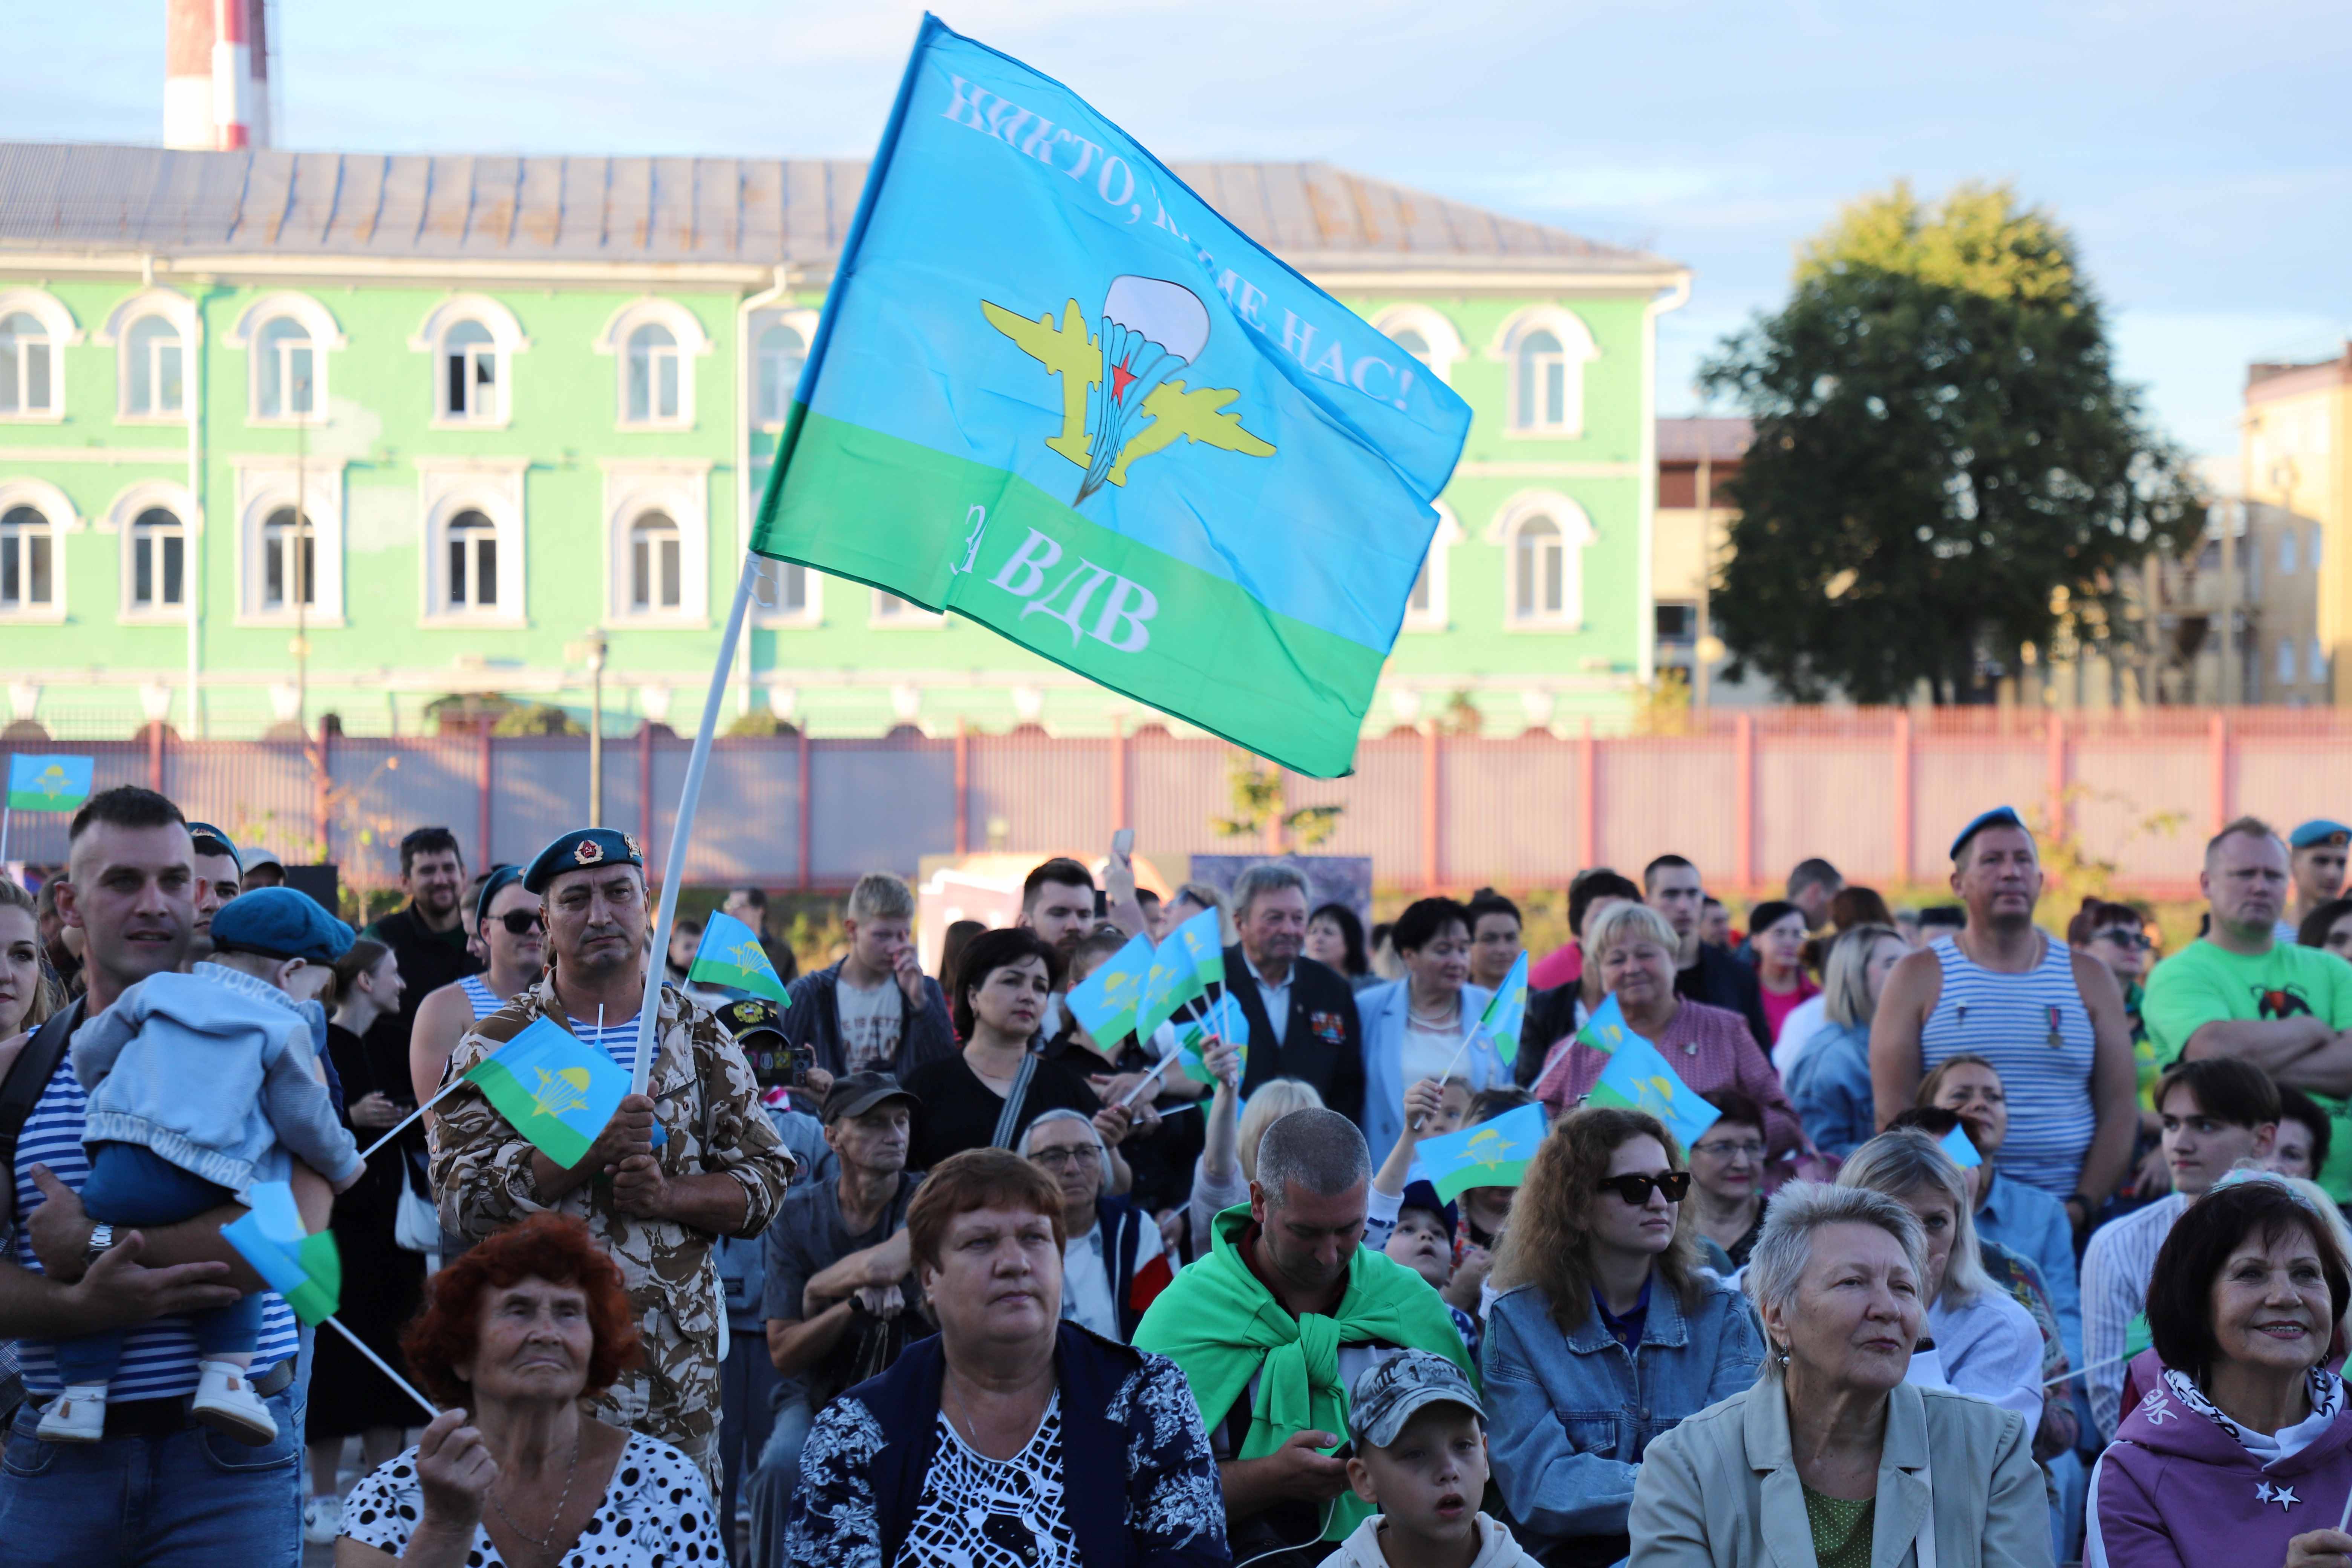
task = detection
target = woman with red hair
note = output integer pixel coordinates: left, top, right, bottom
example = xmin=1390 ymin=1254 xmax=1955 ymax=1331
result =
xmin=333 ymin=1213 xmax=723 ymax=1566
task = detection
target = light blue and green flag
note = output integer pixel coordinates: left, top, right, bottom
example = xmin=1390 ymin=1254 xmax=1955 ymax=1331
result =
xmin=1939 ymin=1123 xmax=1983 ymax=1170
xmin=1135 ymin=935 xmax=1203 ymax=1043
xmin=6 ymin=755 xmax=93 ymax=813
xmin=1420 ymin=1102 xmax=1549 ymax=1204
xmin=1580 ymin=994 xmax=1722 ymax=1150
xmin=464 ymin=1015 xmax=633 ymax=1169
xmin=1176 ymin=990 xmax=1250 ymax=1086
xmin=749 ymin=15 xmax=1473 ymax=778
xmin=1168 ymin=907 xmax=1227 ymax=989
xmin=1066 ymin=929 xmax=1154 ymax=1052
xmin=1478 ymin=952 xmax=1530 ymax=1067
xmin=223 ymin=1181 xmax=341 ymax=1326
xmin=689 ymin=910 xmax=790 ymax=1004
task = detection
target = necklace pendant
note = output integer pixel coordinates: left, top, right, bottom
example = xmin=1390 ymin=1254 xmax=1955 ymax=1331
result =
xmin=1684 ymin=1042 xmax=1698 ymax=1055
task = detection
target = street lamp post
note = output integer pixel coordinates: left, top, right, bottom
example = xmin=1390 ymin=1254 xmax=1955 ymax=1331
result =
xmin=586 ymin=628 xmax=609 ymax=827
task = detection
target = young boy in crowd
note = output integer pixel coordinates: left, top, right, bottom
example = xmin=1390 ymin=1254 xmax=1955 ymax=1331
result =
xmin=41 ymin=888 xmax=366 ymax=1445
xmin=1382 ymin=1180 xmax=1483 ymax=1355
xmin=1337 ymin=1351 xmax=1538 ymax=1568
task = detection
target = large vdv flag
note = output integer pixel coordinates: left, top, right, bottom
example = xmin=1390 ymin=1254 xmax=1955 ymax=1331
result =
xmin=750 ymin=15 xmax=1473 ymax=777
xmin=464 ymin=1015 xmax=634 ymax=1170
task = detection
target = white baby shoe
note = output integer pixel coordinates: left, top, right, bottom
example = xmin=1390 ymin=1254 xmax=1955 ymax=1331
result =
xmin=190 ymin=1360 xmax=277 ymax=1446
xmin=35 ymin=1384 xmax=107 ymax=1444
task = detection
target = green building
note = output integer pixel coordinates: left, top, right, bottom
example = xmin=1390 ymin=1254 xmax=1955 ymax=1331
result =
xmin=0 ymin=145 xmax=1687 ymax=741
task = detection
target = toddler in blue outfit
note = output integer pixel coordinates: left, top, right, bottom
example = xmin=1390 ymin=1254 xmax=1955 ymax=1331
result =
xmin=41 ymin=887 xmax=367 ymax=1446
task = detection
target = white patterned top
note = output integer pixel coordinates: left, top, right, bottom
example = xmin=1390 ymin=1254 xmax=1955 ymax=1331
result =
xmin=339 ymin=1430 xmax=723 ymax=1567
xmin=895 ymin=1394 xmax=1078 ymax=1568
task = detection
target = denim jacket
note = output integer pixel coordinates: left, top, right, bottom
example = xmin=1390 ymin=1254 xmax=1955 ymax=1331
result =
xmin=1480 ymin=1271 xmax=1762 ymax=1547
xmin=71 ymin=962 xmax=363 ymax=1195
xmin=1787 ymin=1018 xmax=1874 ymax=1158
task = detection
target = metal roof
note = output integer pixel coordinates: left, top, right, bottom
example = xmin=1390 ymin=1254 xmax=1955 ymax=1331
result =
xmin=1656 ymin=416 xmax=1753 ymax=462
xmin=0 ymin=142 xmax=1677 ymax=279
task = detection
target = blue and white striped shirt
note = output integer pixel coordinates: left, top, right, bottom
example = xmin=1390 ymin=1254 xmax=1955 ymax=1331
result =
xmin=458 ymin=974 xmax=504 ymax=1021
xmin=11 ymin=1060 xmax=298 ymax=1399
xmin=1920 ymin=932 xmax=2098 ymax=1197
xmin=567 ymin=1012 xmax=642 ymax=1080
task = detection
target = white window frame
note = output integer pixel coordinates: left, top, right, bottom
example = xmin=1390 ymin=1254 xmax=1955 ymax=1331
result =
xmin=226 ymin=294 xmax=345 ymax=429
xmin=750 ymin=554 xmax=821 ymax=628
xmin=98 ymin=290 xmax=200 ymax=426
xmin=0 ymin=289 xmax=80 ymax=424
xmin=416 ymin=457 xmax=528 ymax=627
xmin=1367 ymin=303 xmax=1466 ymax=388
xmin=602 ymin=459 xmax=711 ymax=627
xmin=1402 ymin=501 xmax=1463 ymax=632
xmin=106 ymin=479 xmax=197 ymax=623
xmin=230 ymin=459 xmax=346 ymax=626
xmin=869 ymin=587 xmax=946 ymax=629
xmin=410 ymin=296 xmax=528 ymax=430
xmin=1489 ymin=305 xmax=1599 ymax=439
xmin=1492 ymin=490 xmax=1598 ymax=631
xmin=594 ymin=299 xmax=711 ymax=431
xmin=749 ymin=308 xmax=819 ymax=431
xmin=0 ymin=478 xmax=74 ymax=622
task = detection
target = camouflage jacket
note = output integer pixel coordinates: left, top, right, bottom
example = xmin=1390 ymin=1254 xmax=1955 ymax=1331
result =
xmin=429 ymin=974 xmax=795 ymax=1481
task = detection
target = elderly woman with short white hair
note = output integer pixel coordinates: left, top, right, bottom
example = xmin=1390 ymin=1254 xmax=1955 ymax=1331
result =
xmin=1628 ymin=1182 xmax=2051 ymax=1567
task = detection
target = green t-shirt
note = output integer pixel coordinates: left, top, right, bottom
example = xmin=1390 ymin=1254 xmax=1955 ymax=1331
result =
xmin=2142 ymin=938 xmax=2352 ymax=1200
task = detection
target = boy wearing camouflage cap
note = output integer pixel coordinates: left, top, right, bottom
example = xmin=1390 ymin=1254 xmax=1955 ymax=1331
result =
xmin=1335 ymin=1351 xmax=1539 ymax=1568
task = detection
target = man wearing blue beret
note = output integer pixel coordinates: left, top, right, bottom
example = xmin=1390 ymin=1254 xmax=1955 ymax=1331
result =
xmin=2280 ymin=819 xmax=2352 ymax=943
xmin=429 ymin=827 xmax=796 ymax=1488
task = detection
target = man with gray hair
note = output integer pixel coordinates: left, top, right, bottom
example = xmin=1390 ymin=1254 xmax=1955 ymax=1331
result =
xmin=777 ymin=870 xmax=955 ymax=1089
xmin=1019 ymin=1108 xmax=1172 ymax=1343
xmin=1136 ymin=1107 xmax=1472 ymax=1562
xmin=1224 ymin=864 xmax=1365 ymax=1124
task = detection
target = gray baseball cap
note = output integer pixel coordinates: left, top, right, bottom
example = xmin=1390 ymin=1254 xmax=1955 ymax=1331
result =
xmin=1345 ymin=1350 xmax=1484 ymax=1449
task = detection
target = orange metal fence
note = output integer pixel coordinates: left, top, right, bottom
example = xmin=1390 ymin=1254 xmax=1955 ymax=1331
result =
xmin=8 ymin=709 xmax=2348 ymax=896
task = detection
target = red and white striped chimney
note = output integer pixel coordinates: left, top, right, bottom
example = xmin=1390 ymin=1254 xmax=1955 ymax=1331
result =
xmin=165 ymin=0 xmax=271 ymax=151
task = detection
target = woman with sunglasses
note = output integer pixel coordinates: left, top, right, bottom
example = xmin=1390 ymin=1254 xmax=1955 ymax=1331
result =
xmin=408 ymin=865 xmax=546 ymax=1115
xmin=1482 ymin=1106 xmax=1763 ymax=1566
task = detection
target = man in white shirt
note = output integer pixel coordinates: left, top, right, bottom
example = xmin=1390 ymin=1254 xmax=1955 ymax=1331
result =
xmin=1020 ymin=1109 xmax=1170 ymax=1343
xmin=2081 ymin=1055 xmax=2277 ymax=1437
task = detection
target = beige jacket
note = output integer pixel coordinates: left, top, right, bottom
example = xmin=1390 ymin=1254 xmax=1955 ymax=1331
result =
xmin=1628 ymin=1378 xmax=2053 ymax=1568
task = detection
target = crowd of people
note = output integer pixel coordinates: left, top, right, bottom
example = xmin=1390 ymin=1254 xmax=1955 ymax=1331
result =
xmin=11 ymin=789 xmax=2352 ymax=1568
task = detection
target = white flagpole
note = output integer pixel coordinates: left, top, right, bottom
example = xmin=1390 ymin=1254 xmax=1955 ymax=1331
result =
xmin=321 ymin=1314 xmax=440 ymax=1421
xmin=354 ymin=1072 xmax=474 ymax=1164
xmin=632 ymin=552 xmax=761 ymax=1097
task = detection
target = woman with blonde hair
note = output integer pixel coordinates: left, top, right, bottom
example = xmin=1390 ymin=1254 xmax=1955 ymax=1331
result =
xmin=0 ymin=879 xmax=61 ymax=1042
xmin=1167 ymin=880 xmax=1237 ymax=946
xmin=1482 ymin=1106 xmax=1762 ymax=1562
xmin=1180 ymin=1072 xmax=1320 ymax=1263
xmin=1787 ymin=922 xmax=1910 ymax=1153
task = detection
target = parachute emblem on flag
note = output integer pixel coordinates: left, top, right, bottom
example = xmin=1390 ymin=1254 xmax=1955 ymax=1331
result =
xmin=532 ymin=1066 xmax=594 ymax=1120
xmin=1462 ymin=1124 xmax=1521 ymax=1172
xmin=982 ymin=276 xmax=1274 ymax=505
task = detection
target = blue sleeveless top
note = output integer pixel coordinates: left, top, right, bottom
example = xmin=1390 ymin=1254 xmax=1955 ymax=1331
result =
xmin=1919 ymin=932 xmax=2096 ymax=1197
xmin=459 ymin=973 xmax=503 ymax=1020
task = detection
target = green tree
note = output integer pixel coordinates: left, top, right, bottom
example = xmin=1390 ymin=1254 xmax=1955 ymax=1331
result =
xmin=1700 ymin=181 xmax=2202 ymax=703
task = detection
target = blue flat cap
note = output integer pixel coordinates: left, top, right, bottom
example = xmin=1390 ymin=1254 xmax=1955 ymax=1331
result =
xmin=210 ymin=887 xmax=354 ymax=964
xmin=1950 ymin=805 xmax=2029 ymax=861
xmin=2291 ymin=820 xmax=2352 ymax=850
xmin=185 ymin=821 xmax=242 ymax=872
xmin=523 ymin=828 xmax=645 ymax=894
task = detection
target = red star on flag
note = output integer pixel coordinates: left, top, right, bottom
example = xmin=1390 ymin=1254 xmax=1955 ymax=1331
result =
xmin=1110 ymin=361 xmax=1138 ymax=401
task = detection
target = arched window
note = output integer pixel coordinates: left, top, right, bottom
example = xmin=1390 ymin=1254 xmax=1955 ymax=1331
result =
xmin=442 ymin=320 xmax=498 ymax=422
xmin=261 ymin=506 xmax=317 ymax=610
xmin=1492 ymin=307 xmax=1598 ymax=436
xmin=256 ymin=317 xmax=316 ymax=419
xmin=130 ymin=507 xmax=185 ymax=609
xmin=756 ymin=322 xmax=806 ymax=426
xmin=446 ymin=510 xmax=499 ymax=611
xmin=629 ymin=511 xmax=682 ymax=612
xmin=1388 ymin=327 xmax=1431 ymax=364
xmin=0 ymin=504 xmax=55 ymax=609
xmin=126 ymin=316 xmax=184 ymax=416
xmin=1514 ymin=514 xmax=1564 ymax=619
xmin=0 ymin=313 xmax=54 ymax=416
xmin=627 ymin=324 xmax=680 ymax=424
xmin=1514 ymin=331 xmax=1568 ymax=433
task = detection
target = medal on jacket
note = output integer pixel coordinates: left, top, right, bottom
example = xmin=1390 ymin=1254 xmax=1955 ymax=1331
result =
xmin=2046 ymin=1004 xmax=2064 ymax=1050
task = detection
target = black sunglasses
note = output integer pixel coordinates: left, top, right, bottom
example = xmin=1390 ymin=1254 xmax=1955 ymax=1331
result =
xmin=1594 ymin=1170 xmax=1691 ymax=1205
xmin=493 ymin=910 xmax=544 ymax=936
xmin=2092 ymin=928 xmax=2151 ymax=950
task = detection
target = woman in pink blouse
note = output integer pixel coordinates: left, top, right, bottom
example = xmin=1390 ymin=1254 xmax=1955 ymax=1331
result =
xmin=1533 ymin=901 xmax=1804 ymax=1159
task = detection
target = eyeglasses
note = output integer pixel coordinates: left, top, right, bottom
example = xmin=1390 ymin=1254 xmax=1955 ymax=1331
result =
xmin=2093 ymin=928 xmax=2151 ymax=950
xmin=1690 ymin=1138 xmax=1766 ymax=1162
xmin=1593 ymin=1170 xmax=1690 ymax=1205
xmin=1027 ymin=1145 xmax=1096 ymax=1171
xmin=494 ymin=910 xmax=545 ymax=936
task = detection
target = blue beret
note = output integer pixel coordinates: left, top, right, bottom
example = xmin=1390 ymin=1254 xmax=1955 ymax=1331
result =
xmin=1950 ymin=805 xmax=2028 ymax=862
xmin=473 ymin=863 xmax=524 ymax=927
xmin=2291 ymin=820 xmax=2352 ymax=850
xmin=185 ymin=821 xmax=242 ymax=873
xmin=210 ymin=887 xmax=355 ymax=964
xmin=523 ymin=828 xmax=646 ymax=894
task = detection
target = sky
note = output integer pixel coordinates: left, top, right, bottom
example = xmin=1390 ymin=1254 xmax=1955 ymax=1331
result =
xmin=14 ymin=0 xmax=2351 ymax=459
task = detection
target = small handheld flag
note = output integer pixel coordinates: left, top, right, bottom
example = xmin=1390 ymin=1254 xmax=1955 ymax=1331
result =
xmin=463 ymin=1015 xmax=633 ymax=1169
xmin=689 ymin=910 xmax=790 ymax=1005
xmin=1584 ymin=1030 xmax=1722 ymax=1150
xmin=1176 ymin=991 xmax=1250 ymax=1087
xmin=6 ymin=755 xmax=93 ymax=813
xmin=1419 ymin=1103 xmax=1549 ymax=1204
xmin=1167 ymin=908 xmax=1227 ymax=990
xmin=1066 ymin=930 xmax=1154 ymax=1048
xmin=222 ymin=1181 xmax=341 ymax=1326
xmin=1135 ymin=935 xmax=1204 ymax=1043
xmin=1939 ymin=1124 xmax=1983 ymax=1170
xmin=1479 ymin=952 xmax=1530 ymax=1067
xmin=1576 ymin=992 xmax=1635 ymax=1055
